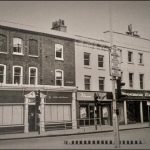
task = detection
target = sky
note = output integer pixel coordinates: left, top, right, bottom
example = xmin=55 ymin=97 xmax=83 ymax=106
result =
xmin=0 ymin=1 xmax=150 ymax=40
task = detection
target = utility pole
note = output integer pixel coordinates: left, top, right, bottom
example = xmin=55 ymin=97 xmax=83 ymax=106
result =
xmin=109 ymin=2 xmax=120 ymax=148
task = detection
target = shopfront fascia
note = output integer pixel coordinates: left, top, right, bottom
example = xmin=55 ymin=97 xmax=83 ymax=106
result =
xmin=76 ymin=91 xmax=113 ymax=126
xmin=119 ymin=89 xmax=150 ymax=125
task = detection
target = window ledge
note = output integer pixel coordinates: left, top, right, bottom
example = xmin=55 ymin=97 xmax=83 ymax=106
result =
xmin=0 ymin=52 xmax=8 ymax=54
xmin=138 ymin=63 xmax=144 ymax=66
xmin=29 ymin=55 xmax=38 ymax=58
xmin=84 ymin=66 xmax=92 ymax=69
xmin=13 ymin=53 xmax=24 ymax=56
xmin=128 ymin=62 xmax=134 ymax=64
xmin=98 ymin=67 xmax=105 ymax=71
xmin=55 ymin=58 xmax=64 ymax=61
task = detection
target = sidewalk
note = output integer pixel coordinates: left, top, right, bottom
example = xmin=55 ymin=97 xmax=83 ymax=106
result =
xmin=0 ymin=123 xmax=149 ymax=140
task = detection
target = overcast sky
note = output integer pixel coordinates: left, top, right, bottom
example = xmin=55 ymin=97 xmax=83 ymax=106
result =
xmin=0 ymin=1 xmax=150 ymax=40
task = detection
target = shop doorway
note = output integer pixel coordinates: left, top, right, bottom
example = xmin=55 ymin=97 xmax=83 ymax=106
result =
xmin=28 ymin=105 xmax=36 ymax=131
xmin=101 ymin=105 xmax=110 ymax=125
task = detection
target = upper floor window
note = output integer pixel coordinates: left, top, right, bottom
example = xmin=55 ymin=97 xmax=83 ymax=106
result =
xmin=129 ymin=73 xmax=133 ymax=88
xmin=84 ymin=52 xmax=90 ymax=66
xmin=128 ymin=51 xmax=133 ymax=63
xmin=13 ymin=38 xmax=23 ymax=54
xmin=0 ymin=64 xmax=6 ymax=84
xmin=138 ymin=53 xmax=143 ymax=64
xmin=139 ymin=74 xmax=144 ymax=89
xmin=98 ymin=55 xmax=104 ymax=68
xmin=84 ymin=75 xmax=91 ymax=91
xmin=55 ymin=69 xmax=64 ymax=86
xmin=29 ymin=67 xmax=38 ymax=85
xmin=55 ymin=44 xmax=63 ymax=60
xmin=99 ymin=77 xmax=105 ymax=91
xmin=13 ymin=66 xmax=23 ymax=84
xmin=29 ymin=39 xmax=38 ymax=56
xmin=0 ymin=34 xmax=7 ymax=53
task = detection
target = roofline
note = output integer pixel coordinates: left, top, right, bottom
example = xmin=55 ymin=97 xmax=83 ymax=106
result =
xmin=104 ymin=30 xmax=150 ymax=42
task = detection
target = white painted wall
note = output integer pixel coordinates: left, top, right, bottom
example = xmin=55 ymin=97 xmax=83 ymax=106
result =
xmin=75 ymin=41 xmax=112 ymax=92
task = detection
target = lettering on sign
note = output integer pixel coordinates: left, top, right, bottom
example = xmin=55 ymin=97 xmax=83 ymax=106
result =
xmin=110 ymin=45 xmax=121 ymax=77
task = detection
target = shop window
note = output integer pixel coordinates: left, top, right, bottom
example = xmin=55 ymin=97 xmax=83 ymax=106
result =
xmin=55 ymin=69 xmax=64 ymax=86
xmin=44 ymin=104 xmax=71 ymax=122
xmin=128 ymin=51 xmax=133 ymax=63
xmin=129 ymin=73 xmax=133 ymax=88
xmin=13 ymin=38 xmax=23 ymax=54
xmin=55 ymin=44 xmax=63 ymax=60
xmin=13 ymin=66 xmax=23 ymax=84
xmin=84 ymin=52 xmax=90 ymax=66
xmin=0 ymin=64 xmax=6 ymax=84
xmin=29 ymin=39 xmax=38 ymax=56
xmin=80 ymin=106 xmax=88 ymax=119
xmin=0 ymin=105 xmax=23 ymax=126
xmin=29 ymin=67 xmax=38 ymax=85
xmin=84 ymin=75 xmax=91 ymax=91
xmin=99 ymin=77 xmax=105 ymax=91
xmin=98 ymin=55 xmax=104 ymax=68
xmin=0 ymin=34 xmax=7 ymax=53
xmin=139 ymin=74 xmax=144 ymax=89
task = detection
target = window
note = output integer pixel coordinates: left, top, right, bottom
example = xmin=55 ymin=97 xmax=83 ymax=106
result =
xmin=0 ymin=34 xmax=7 ymax=53
xmin=99 ymin=77 xmax=105 ymax=91
xmin=13 ymin=66 xmax=23 ymax=84
xmin=29 ymin=67 xmax=38 ymax=85
xmin=128 ymin=51 xmax=133 ymax=63
xmin=55 ymin=44 xmax=63 ymax=60
xmin=55 ymin=70 xmax=63 ymax=86
xmin=139 ymin=74 xmax=144 ymax=89
xmin=29 ymin=39 xmax=38 ymax=56
xmin=13 ymin=38 xmax=23 ymax=54
xmin=84 ymin=75 xmax=91 ymax=90
xmin=138 ymin=53 xmax=143 ymax=64
xmin=98 ymin=55 xmax=104 ymax=68
xmin=84 ymin=52 xmax=90 ymax=66
xmin=0 ymin=65 xmax=6 ymax=84
xmin=129 ymin=73 xmax=133 ymax=88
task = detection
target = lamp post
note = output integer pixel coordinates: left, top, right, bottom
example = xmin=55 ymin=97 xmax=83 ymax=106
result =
xmin=109 ymin=2 xmax=120 ymax=148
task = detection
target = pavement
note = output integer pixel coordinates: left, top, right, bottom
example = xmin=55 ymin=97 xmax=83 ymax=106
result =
xmin=0 ymin=123 xmax=149 ymax=140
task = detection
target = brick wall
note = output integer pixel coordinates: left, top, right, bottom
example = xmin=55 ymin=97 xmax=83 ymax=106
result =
xmin=0 ymin=26 xmax=75 ymax=86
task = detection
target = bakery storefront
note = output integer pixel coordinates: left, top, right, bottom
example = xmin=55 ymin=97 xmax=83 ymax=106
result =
xmin=76 ymin=91 xmax=113 ymax=127
xmin=120 ymin=89 xmax=150 ymax=125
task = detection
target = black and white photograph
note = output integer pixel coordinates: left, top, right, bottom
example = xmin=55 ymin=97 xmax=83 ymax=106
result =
xmin=0 ymin=1 xmax=150 ymax=149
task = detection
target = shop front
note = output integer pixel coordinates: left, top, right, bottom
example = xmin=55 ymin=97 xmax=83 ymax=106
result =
xmin=76 ymin=91 xmax=113 ymax=127
xmin=0 ymin=85 xmax=77 ymax=134
xmin=120 ymin=89 xmax=150 ymax=125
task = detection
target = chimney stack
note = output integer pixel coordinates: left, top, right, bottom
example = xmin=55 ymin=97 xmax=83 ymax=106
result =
xmin=51 ymin=19 xmax=67 ymax=32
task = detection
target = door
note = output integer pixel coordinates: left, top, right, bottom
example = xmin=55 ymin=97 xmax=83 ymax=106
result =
xmin=28 ymin=105 xmax=36 ymax=131
xmin=89 ymin=105 xmax=95 ymax=125
xmin=101 ymin=106 xmax=110 ymax=125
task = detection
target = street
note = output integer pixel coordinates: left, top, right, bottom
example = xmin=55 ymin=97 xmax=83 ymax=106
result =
xmin=0 ymin=128 xmax=150 ymax=149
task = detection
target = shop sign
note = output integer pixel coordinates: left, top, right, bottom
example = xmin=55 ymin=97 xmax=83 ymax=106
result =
xmin=46 ymin=92 xmax=72 ymax=103
xmin=77 ymin=91 xmax=107 ymax=101
xmin=122 ymin=91 xmax=143 ymax=96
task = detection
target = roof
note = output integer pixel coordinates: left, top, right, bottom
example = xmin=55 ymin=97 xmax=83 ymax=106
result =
xmin=0 ymin=20 xmax=109 ymax=47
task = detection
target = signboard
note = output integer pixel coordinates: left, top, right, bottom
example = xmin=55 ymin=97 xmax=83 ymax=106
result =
xmin=110 ymin=45 xmax=121 ymax=77
xmin=77 ymin=91 xmax=112 ymax=101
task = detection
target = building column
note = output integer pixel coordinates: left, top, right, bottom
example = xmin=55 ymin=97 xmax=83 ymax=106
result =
xmin=40 ymin=98 xmax=45 ymax=132
xmin=140 ymin=101 xmax=143 ymax=123
xmin=72 ymin=92 xmax=77 ymax=129
xmin=123 ymin=100 xmax=128 ymax=125
xmin=24 ymin=98 xmax=29 ymax=133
